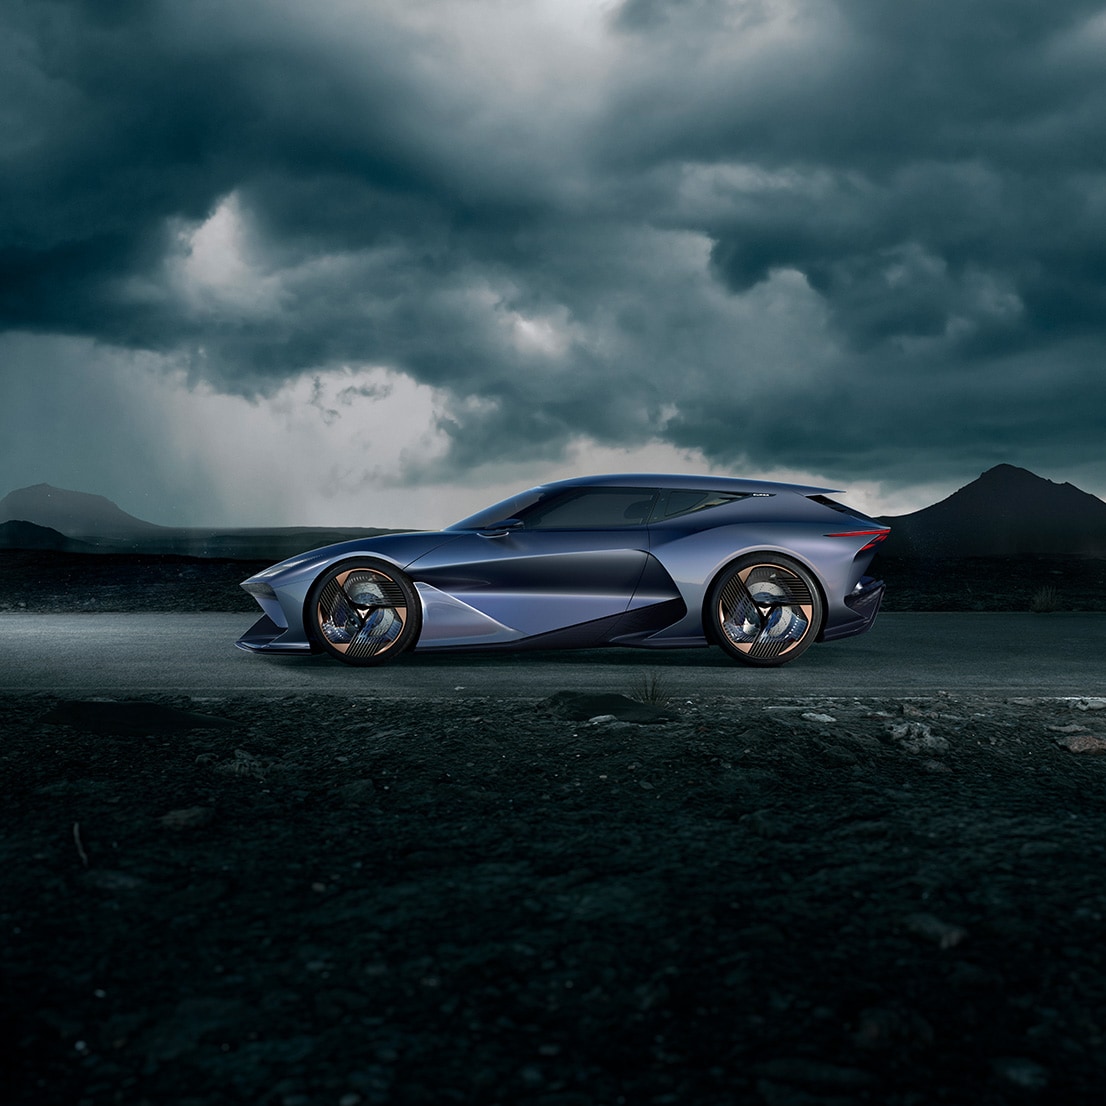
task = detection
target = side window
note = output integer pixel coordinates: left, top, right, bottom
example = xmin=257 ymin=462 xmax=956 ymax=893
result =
xmin=521 ymin=488 xmax=658 ymax=529
xmin=649 ymin=490 xmax=752 ymax=522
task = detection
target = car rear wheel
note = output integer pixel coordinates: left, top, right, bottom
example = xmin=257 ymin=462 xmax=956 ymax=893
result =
xmin=707 ymin=555 xmax=823 ymax=667
xmin=306 ymin=559 xmax=421 ymax=666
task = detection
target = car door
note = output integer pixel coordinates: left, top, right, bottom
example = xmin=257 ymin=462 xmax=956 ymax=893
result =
xmin=407 ymin=487 xmax=658 ymax=647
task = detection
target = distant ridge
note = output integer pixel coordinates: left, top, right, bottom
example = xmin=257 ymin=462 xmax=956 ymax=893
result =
xmin=879 ymin=464 xmax=1106 ymax=557
xmin=0 ymin=483 xmax=165 ymax=539
xmin=0 ymin=520 xmax=100 ymax=553
xmin=0 ymin=482 xmax=404 ymax=558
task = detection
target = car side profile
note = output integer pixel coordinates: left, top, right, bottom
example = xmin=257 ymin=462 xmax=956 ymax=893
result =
xmin=236 ymin=473 xmax=889 ymax=668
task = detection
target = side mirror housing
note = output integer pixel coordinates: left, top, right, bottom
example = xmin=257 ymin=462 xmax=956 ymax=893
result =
xmin=478 ymin=518 xmax=524 ymax=537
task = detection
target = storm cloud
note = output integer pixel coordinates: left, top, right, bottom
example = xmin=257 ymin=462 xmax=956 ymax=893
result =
xmin=3 ymin=0 xmax=1106 ymax=521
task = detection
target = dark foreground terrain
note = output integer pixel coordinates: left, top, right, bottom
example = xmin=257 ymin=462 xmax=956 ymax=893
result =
xmin=3 ymin=689 xmax=1106 ymax=1105
xmin=4 ymin=551 xmax=1106 ymax=1102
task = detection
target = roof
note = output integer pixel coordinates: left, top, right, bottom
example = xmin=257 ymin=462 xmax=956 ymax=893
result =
xmin=539 ymin=472 xmax=839 ymax=496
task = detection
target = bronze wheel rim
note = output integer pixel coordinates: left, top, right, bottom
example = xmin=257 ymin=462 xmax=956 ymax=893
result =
xmin=314 ymin=567 xmax=410 ymax=661
xmin=716 ymin=563 xmax=814 ymax=663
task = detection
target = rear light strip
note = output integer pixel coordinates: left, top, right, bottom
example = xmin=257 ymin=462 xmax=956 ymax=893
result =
xmin=825 ymin=529 xmax=890 ymax=552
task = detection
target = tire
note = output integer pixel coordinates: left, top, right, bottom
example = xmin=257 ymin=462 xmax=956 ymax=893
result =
xmin=306 ymin=559 xmax=421 ymax=666
xmin=707 ymin=554 xmax=823 ymax=667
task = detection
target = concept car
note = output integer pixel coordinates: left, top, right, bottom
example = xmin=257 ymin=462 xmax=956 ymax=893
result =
xmin=236 ymin=473 xmax=888 ymax=668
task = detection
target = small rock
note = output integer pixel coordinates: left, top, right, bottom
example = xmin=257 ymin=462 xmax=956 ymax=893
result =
xmin=519 ymin=1064 xmax=544 ymax=1087
xmin=802 ymin=712 xmax=837 ymax=723
xmin=921 ymin=758 xmax=952 ymax=773
xmin=991 ymin=1056 xmax=1049 ymax=1090
xmin=1074 ymin=698 xmax=1106 ymax=711
xmin=213 ymin=749 xmax=269 ymax=777
xmin=159 ymin=806 xmax=214 ymax=830
xmin=544 ymin=690 xmax=676 ymax=724
xmin=887 ymin=721 xmax=949 ymax=754
xmin=1047 ymin=723 xmax=1088 ymax=733
xmin=905 ymin=912 xmax=968 ymax=948
xmin=1055 ymin=733 xmax=1106 ymax=754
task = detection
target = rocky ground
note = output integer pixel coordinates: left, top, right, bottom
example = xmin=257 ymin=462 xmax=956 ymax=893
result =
xmin=4 ymin=688 xmax=1106 ymax=1105
xmin=0 ymin=551 xmax=271 ymax=614
xmin=870 ymin=555 xmax=1106 ymax=613
xmin=4 ymin=551 xmax=1106 ymax=1103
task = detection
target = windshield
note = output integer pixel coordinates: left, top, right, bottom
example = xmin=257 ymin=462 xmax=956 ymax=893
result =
xmin=447 ymin=487 xmax=550 ymax=530
xmin=450 ymin=485 xmax=667 ymax=530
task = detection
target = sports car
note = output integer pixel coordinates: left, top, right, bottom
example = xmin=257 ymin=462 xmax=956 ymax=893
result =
xmin=235 ymin=473 xmax=888 ymax=668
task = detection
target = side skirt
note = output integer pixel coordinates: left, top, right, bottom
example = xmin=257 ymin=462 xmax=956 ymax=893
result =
xmin=415 ymin=597 xmax=689 ymax=653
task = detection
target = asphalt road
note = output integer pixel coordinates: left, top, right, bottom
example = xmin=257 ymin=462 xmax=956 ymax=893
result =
xmin=1 ymin=612 xmax=1104 ymax=699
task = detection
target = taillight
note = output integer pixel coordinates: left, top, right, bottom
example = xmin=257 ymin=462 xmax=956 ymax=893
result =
xmin=826 ymin=529 xmax=890 ymax=552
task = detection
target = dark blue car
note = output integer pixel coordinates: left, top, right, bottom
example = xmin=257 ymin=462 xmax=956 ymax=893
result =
xmin=236 ymin=473 xmax=888 ymax=667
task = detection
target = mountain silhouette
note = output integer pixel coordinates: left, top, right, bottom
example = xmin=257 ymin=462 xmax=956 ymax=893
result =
xmin=0 ymin=483 xmax=165 ymax=539
xmin=879 ymin=464 xmax=1106 ymax=556
xmin=0 ymin=519 xmax=100 ymax=552
xmin=0 ymin=482 xmax=400 ymax=557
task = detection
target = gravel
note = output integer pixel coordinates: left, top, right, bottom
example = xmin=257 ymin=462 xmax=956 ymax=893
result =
xmin=4 ymin=690 xmax=1106 ymax=1104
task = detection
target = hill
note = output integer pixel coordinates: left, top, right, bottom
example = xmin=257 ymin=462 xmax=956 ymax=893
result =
xmin=0 ymin=520 xmax=100 ymax=553
xmin=0 ymin=483 xmax=403 ymax=558
xmin=879 ymin=464 xmax=1106 ymax=557
xmin=0 ymin=484 xmax=164 ymax=539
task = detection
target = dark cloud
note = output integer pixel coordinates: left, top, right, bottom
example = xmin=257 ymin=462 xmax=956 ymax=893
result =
xmin=2 ymin=0 xmax=1106 ymax=497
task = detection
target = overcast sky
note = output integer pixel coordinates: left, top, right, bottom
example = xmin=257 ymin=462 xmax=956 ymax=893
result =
xmin=3 ymin=0 xmax=1106 ymax=528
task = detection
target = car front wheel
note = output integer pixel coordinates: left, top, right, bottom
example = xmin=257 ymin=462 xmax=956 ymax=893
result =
xmin=306 ymin=559 xmax=421 ymax=665
xmin=707 ymin=555 xmax=823 ymax=667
